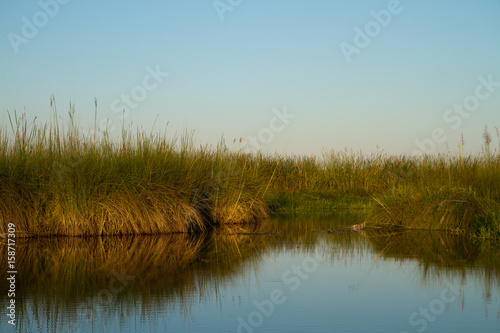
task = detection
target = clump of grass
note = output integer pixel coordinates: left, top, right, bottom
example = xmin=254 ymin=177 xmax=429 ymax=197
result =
xmin=0 ymin=99 xmax=271 ymax=237
xmin=369 ymin=187 xmax=497 ymax=230
xmin=367 ymin=152 xmax=500 ymax=238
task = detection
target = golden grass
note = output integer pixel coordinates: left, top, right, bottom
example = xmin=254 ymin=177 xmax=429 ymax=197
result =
xmin=1 ymin=102 xmax=499 ymax=238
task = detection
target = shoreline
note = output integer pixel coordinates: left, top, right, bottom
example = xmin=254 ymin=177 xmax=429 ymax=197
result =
xmin=1 ymin=112 xmax=499 ymax=239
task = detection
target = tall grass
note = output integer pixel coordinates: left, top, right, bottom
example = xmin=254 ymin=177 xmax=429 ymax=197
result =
xmin=0 ymin=102 xmax=270 ymax=236
xmin=366 ymin=151 xmax=500 ymax=238
xmin=1 ymin=101 xmax=499 ymax=238
xmin=260 ymin=134 xmax=500 ymax=238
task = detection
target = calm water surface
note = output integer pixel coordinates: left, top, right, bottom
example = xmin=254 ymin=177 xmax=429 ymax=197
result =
xmin=1 ymin=212 xmax=499 ymax=332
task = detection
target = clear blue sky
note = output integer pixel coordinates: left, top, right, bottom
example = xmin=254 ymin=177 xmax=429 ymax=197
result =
xmin=1 ymin=0 xmax=499 ymax=156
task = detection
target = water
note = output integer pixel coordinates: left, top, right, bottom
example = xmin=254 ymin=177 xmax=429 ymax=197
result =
xmin=1 ymin=211 xmax=499 ymax=332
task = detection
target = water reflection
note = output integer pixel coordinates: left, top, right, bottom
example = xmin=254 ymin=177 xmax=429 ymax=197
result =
xmin=1 ymin=212 xmax=499 ymax=332
xmin=366 ymin=229 xmax=500 ymax=307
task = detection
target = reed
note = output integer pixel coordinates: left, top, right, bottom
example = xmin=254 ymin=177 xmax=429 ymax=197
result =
xmin=366 ymin=152 xmax=500 ymax=239
xmin=0 ymin=102 xmax=271 ymax=237
xmin=1 ymin=101 xmax=499 ymax=238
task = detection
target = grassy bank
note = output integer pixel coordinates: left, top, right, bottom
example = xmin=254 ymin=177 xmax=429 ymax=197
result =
xmin=366 ymin=156 xmax=500 ymax=239
xmin=1 ymin=106 xmax=499 ymax=238
xmin=270 ymin=151 xmax=500 ymax=239
xmin=0 ymin=107 xmax=271 ymax=236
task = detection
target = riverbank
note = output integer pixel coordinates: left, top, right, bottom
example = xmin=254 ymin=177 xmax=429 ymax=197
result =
xmin=1 ymin=110 xmax=499 ymax=239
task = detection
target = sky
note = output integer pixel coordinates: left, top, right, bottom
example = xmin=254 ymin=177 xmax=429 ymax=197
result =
xmin=1 ymin=0 xmax=499 ymax=156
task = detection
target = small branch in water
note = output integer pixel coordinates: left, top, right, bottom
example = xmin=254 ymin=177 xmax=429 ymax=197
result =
xmin=229 ymin=232 xmax=280 ymax=235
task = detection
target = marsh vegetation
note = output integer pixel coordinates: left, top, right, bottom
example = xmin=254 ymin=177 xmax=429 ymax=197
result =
xmin=0 ymin=104 xmax=499 ymax=239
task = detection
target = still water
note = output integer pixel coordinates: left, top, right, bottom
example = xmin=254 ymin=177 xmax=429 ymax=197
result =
xmin=1 ymin=212 xmax=499 ymax=332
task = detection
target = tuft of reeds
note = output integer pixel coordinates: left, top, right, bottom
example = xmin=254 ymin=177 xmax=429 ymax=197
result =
xmin=366 ymin=152 xmax=500 ymax=238
xmin=0 ymin=101 xmax=271 ymax=237
xmin=362 ymin=128 xmax=500 ymax=238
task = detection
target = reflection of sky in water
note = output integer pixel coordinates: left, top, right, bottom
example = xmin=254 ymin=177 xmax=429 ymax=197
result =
xmin=176 ymin=250 xmax=490 ymax=333
xmin=1 ymin=213 xmax=499 ymax=333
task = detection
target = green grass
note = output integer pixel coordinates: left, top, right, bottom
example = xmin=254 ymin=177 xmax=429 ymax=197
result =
xmin=0 ymin=105 xmax=271 ymax=236
xmin=366 ymin=154 xmax=500 ymax=239
xmin=1 ymin=103 xmax=499 ymax=239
